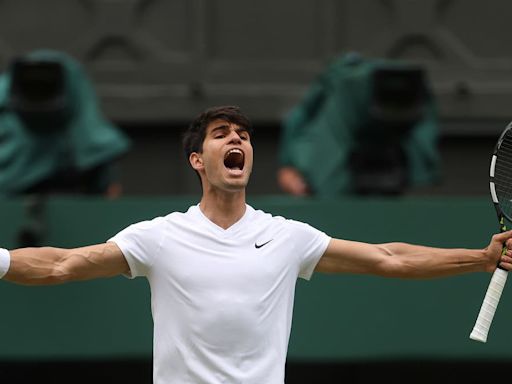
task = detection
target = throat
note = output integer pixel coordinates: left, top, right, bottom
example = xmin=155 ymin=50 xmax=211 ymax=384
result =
xmin=199 ymin=194 xmax=247 ymax=230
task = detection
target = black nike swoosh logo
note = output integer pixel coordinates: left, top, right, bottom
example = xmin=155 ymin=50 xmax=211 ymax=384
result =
xmin=255 ymin=239 xmax=273 ymax=248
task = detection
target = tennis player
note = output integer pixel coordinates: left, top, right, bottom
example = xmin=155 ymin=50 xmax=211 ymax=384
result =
xmin=1 ymin=105 xmax=512 ymax=384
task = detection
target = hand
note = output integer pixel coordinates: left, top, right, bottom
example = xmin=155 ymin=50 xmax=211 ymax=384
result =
xmin=277 ymin=167 xmax=309 ymax=196
xmin=485 ymin=230 xmax=512 ymax=272
xmin=106 ymin=182 xmax=123 ymax=199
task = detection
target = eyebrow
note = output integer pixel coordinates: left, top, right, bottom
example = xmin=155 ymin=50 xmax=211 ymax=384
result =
xmin=209 ymin=124 xmax=248 ymax=135
xmin=209 ymin=124 xmax=229 ymax=134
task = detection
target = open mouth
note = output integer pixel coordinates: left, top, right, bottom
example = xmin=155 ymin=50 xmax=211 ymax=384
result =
xmin=224 ymin=148 xmax=245 ymax=172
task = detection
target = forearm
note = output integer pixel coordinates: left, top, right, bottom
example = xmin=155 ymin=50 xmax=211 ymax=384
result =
xmin=4 ymin=247 xmax=69 ymax=285
xmin=2 ymin=243 xmax=129 ymax=286
xmin=381 ymin=242 xmax=490 ymax=278
xmin=317 ymin=238 xmax=498 ymax=278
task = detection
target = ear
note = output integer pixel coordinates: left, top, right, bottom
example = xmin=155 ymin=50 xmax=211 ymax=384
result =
xmin=189 ymin=152 xmax=204 ymax=171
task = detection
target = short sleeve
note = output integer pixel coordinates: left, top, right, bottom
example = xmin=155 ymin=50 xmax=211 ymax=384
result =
xmin=108 ymin=217 xmax=165 ymax=278
xmin=287 ymin=220 xmax=331 ymax=280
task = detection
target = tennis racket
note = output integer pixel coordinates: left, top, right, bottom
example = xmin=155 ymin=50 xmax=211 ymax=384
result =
xmin=469 ymin=122 xmax=512 ymax=343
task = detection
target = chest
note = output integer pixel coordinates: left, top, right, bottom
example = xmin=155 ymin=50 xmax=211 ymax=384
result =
xmin=154 ymin=226 xmax=297 ymax=295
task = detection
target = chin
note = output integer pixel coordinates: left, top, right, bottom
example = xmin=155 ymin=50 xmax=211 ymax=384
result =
xmin=227 ymin=182 xmax=248 ymax=191
xmin=224 ymin=178 xmax=249 ymax=191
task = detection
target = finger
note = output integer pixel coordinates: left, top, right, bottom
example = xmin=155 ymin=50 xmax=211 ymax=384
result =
xmin=501 ymin=255 xmax=512 ymax=263
xmin=494 ymin=230 xmax=512 ymax=243
xmin=499 ymin=261 xmax=512 ymax=271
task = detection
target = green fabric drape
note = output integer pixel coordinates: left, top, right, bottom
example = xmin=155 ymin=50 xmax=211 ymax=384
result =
xmin=279 ymin=53 xmax=441 ymax=196
xmin=0 ymin=50 xmax=131 ymax=194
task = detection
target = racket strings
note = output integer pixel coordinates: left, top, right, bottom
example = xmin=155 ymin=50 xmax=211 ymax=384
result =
xmin=495 ymin=132 xmax=512 ymax=216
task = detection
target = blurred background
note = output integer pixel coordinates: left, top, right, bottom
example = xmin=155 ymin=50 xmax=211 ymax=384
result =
xmin=1 ymin=0 xmax=512 ymax=383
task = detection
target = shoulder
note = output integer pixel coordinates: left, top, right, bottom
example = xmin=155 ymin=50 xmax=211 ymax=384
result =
xmin=248 ymin=205 xmax=322 ymax=234
xmin=121 ymin=205 xmax=199 ymax=232
xmin=249 ymin=205 xmax=286 ymax=224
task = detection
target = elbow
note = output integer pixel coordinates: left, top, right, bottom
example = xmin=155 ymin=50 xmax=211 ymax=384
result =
xmin=375 ymin=245 xmax=410 ymax=278
xmin=378 ymin=258 xmax=427 ymax=279
xmin=49 ymin=257 xmax=78 ymax=284
xmin=376 ymin=243 xmax=420 ymax=277
xmin=41 ymin=248 xmax=74 ymax=284
xmin=22 ymin=266 xmax=73 ymax=286
xmin=37 ymin=249 xmax=75 ymax=285
xmin=375 ymin=260 xmax=404 ymax=278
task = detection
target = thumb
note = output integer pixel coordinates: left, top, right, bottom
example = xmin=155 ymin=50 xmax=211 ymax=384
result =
xmin=492 ymin=229 xmax=512 ymax=245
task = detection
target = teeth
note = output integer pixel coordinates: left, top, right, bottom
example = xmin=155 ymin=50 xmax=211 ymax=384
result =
xmin=225 ymin=148 xmax=243 ymax=158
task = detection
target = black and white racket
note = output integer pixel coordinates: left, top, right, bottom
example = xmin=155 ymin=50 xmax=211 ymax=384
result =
xmin=469 ymin=122 xmax=512 ymax=343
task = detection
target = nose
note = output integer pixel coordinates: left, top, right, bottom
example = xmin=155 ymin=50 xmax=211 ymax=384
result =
xmin=227 ymin=130 xmax=242 ymax=144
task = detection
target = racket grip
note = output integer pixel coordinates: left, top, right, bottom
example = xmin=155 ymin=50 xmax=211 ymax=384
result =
xmin=470 ymin=268 xmax=508 ymax=343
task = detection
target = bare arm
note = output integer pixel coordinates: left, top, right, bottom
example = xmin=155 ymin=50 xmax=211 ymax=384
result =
xmin=4 ymin=242 xmax=129 ymax=285
xmin=315 ymin=231 xmax=512 ymax=278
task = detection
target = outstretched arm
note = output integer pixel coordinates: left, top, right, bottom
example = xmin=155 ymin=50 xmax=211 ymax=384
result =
xmin=2 ymin=242 xmax=129 ymax=285
xmin=315 ymin=231 xmax=512 ymax=278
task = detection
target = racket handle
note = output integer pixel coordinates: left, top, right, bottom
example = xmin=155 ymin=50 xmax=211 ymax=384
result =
xmin=470 ymin=268 xmax=508 ymax=343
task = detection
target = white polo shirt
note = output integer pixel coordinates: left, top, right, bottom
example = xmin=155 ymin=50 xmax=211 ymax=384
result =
xmin=109 ymin=204 xmax=330 ymax=384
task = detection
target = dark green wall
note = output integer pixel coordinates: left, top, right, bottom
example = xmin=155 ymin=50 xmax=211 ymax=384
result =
xmin=1 ymin=196 xmax=510 ymax=361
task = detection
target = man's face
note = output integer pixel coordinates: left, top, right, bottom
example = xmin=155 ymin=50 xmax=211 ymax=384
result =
xmin=190 ymin=119 xmax=253 ymax=192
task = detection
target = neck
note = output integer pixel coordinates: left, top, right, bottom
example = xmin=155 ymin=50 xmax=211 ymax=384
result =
xmin=199 ymin=189 xmax=247 ymax=229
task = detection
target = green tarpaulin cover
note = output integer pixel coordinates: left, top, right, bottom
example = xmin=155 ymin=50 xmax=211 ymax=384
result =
xmin=0 ymin=50 xmax=131 ymax=194
xmin=279 ymin=53 xmax=440 ymax=196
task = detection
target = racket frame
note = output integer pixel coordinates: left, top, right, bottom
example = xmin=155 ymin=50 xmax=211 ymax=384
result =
xmin=469 ymin=123 xmax=512 ymax=343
